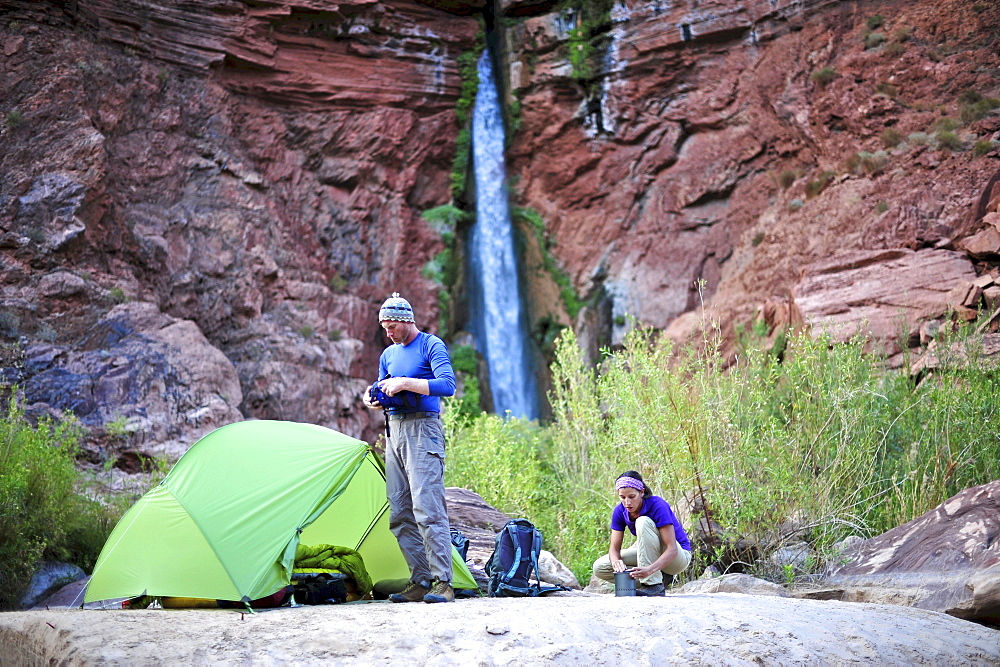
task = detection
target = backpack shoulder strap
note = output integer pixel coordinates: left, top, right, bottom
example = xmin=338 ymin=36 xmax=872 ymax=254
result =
xmin=502 ymin=521 xmax=524 ymax=583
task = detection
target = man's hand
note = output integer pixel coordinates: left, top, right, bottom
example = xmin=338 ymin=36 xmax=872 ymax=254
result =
xmin=378 ymin=377 xmax=411 ymax=396
xmin=363 ymin=385 xmax=383 ymax=410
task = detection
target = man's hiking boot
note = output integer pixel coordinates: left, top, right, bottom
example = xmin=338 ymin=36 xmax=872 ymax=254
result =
xmin=423 ymin=580 xmax=455 ymax=603
xmin=635 ymin=582 xmax=665 ymax=597
xmin=389 ymin=581 xmax=430 ymax=603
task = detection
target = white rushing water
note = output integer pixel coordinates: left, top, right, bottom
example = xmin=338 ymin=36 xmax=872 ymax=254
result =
xmin=469 ymin=47 xmax=537 ymax=420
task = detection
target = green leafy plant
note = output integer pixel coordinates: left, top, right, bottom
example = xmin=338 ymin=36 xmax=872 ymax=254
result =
xmin=299 ymin=324 xmax=315 ymax=339
xmin=875 ymin=200 xmax=890 ymax=213
xmin=445 ymin=324 xmax=1000 ymax=585
xmin=0 ymin=398 xmax=116 ymax=610
xmin=513 ymin=206 xmax=582 ymax=319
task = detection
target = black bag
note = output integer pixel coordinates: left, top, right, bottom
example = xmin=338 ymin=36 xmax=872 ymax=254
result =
xmin=292 ymin=573 xmax=349 ymax=605
xmin=484 ymin=519 xmax=567 ymax=598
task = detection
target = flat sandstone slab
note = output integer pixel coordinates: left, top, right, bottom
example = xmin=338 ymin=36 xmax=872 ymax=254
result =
xmin=2 ymin=593 xmax=998 ymax=665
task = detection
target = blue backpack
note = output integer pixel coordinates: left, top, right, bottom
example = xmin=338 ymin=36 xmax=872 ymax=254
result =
xmin=484 ymin=519 xmax=568 ymax=597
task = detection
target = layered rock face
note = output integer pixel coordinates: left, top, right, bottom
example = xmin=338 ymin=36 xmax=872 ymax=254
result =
xmin=1 ymin=0 xmax=999 ymax=466
xmin=502 ymin=0 xmax=1000 ymax=360
xmin=0 ymin=0 xmax=477 ymax=459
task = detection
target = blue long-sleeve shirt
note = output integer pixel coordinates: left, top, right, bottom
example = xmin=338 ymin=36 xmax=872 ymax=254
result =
xmin=378 ymin=331 xmax=455 ymax=414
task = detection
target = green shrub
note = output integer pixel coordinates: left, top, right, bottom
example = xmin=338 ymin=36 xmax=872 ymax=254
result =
xmin=934 ymin=117 xmax=960 ymax=133
xmin=299 ymin=324 xmax=314 ymax=339
xmin=328 ymin=272 xmax=347 ymax=294
xmin=772 ymin=169 xmax=797 ymax=189
xmin=936 ymin=130 xmax=962 ymax=151
xmin=893 ymin=27 xmax=911 ymax=42
xmin=865 ymin=15 xmax=885 ymax=31
xmin=809 ymin=67 xmax=837 ymax=88
xmin=5 ymin=109 xmax=24 ymax=129
xmin=864 ymin=32 xmax=886 ymax=50
xmin=875 ymin=200 xmax=890 ymax=213
xmin=108 ymin=287 xmax=130 ymax=304
xmin=884 ymin=41 xmax=906 ymax=58
xmin=0 ymin=399 xmax=112 ymax=610
xmin=972 ymin=139 xmax=994 ymax=157
xmin=788 ymin=199 xmax=804 ymax=211
xmin=804 ymin=171 xmax=836 ymax=198
xmin=445 ymin=326 xmax=1000 ymax=584
xmin=880 ymin=128 xmax=904 ymax=148
xmin=960 ymin=97 xmax=1000 ymax=124
xmin=448 ymin=344 xmax=482 ymax=418
xmin=857 ymin=150 xmax=890 ymax=175
xmin=907 ymin=132 xmax=931 ymax=146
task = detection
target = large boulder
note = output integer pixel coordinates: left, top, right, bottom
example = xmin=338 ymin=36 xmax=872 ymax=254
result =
xmin=823 ymin=480 xmax=1000 ymax=625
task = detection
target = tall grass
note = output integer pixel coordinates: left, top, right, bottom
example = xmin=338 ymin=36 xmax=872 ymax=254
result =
xmin=445 ymin=326 xmax=1000 ymax=585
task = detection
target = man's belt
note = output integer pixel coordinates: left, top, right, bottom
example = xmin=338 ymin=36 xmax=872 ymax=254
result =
xmin=388 ymin=411 xmax=439 ymax=421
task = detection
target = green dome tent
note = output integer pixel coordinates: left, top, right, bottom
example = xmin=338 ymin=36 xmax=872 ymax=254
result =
xmin=84 ymin=420 xmax=478 ymax=605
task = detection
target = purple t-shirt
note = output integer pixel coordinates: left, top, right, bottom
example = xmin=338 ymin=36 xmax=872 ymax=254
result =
xmin=611 ymin=495 xmax=692 ymax=552
xmin=378 ymin=331 xmax=456 ymax=414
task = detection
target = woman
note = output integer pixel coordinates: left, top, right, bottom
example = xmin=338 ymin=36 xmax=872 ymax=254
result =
xmin=592 ymin=470 xmax=693 ymax=596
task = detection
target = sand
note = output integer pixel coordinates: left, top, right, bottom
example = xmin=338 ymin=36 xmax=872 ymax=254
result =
xmin=2 ymin=590 xmax=999 ymax=665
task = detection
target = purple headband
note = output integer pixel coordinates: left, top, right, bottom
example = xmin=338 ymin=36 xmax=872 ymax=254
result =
xmin=615 ymin=476 xmax=644 ymax=492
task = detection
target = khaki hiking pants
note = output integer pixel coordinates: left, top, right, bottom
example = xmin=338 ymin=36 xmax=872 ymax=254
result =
xmin=385 ymin=413 xmax=453 ymax=584
xmin=593 ymin=515 xmax=692 ymax=586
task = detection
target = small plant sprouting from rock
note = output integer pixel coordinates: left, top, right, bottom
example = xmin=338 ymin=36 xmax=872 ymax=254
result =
xmin=299 ymin=324 xmax=315 ymax=339
xmin=864 ymin=32 xmax=887 ymax=50
xmin=328 ymin=272 xmax=347 ymax=294
xmin=327 ymin=329 xmax=342 ymax=342
xmin=936 ymin=131 xmax=962 ymax=151
xmin=908 ymin=132 xmax=931 ymax=146
xmin=788 ymin=199 xmax=804 ymax=211
xmin=809 ymin=67 xmax=837 ymax=89
xmin=875 ymin=200 xmax=890 ymax=214
xmin=849 ymin=151 xmax=889 ymax=175
xmin=771 ymin=169 xmax=797 ymax=189
xmin=865 ymin=15 xmax=885 ymax=31
xmin=959 ymin=91 xmax=1000 ymax=124
xmin=108 ymin=287 xmax=130 ymax=304
xmin=805 ymin=171 xmax=836 ymax=198
xmin=884 ymin=41 xmax=905 ymax=58
xmin=972 ymin=140 xmax=994 ymax=158
xmin=933 ymin=117 xmax=960 ymax=133
xmin=5 ymin=109 xmax=24 ymax=130
xmin=880 ymin=128 xmax=904 ymax=148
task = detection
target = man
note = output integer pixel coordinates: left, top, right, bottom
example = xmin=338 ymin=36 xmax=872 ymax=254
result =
xmin=364 ymin=292 xmax=457 ymax=603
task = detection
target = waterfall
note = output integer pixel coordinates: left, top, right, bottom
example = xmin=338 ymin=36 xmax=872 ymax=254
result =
xmin=468 ymin=48 xmax=538 ymax=420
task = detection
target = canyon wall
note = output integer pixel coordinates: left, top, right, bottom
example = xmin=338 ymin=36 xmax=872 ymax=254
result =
xmin=0 ymin=0 xmax=479 ymax=463
xmin=1 ymin=0 xmax=998 ymax=469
